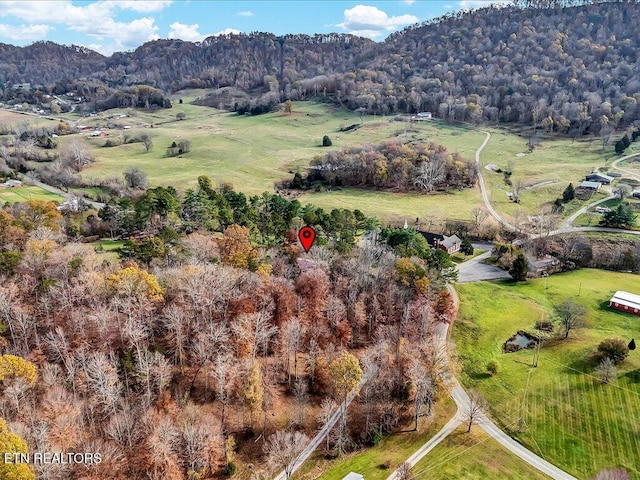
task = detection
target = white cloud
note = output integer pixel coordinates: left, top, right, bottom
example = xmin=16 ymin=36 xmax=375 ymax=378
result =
xmin=459 ymin=0 xmax=511 ymax=8
xmin=106 ymin=1 xmax=173 ymax=13
xmin=443 ymin=4 xmax=454 ymax=9
xmin=214 ymin=28 xmax=241 ymax=36
xmin=168 ymin=21 xmax=211 ymax=42
xmin=338 ymin=5 xmax=418 ymax=38
xmin=237 ymin=10 xmax=254 ymax=17
xmin=0 ymin=1 xmax=161 ymax=53
xmin=403 ymin=0 xmax=416 ymax=4
xmin=0 ymin=23 xmax=51 ymax=41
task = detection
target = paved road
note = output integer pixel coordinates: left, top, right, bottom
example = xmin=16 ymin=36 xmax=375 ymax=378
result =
xmin=559 ymin=192 xmax=614 ymax=231
xmin=273 ymin=373 xmax=370 ymax=480
xmin=387 ymin=280 xmax=577 ymax=480
xmin=610 ymin=152 xmax=640 ymax=181
xmin=456 ymin=249 xmax=511 ymax=283
xmin=21 ymin=175 xmax=105 ymax=210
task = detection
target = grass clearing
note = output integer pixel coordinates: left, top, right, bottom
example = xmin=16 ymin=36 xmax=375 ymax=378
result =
xmin=295 ymin=397 xmax=456 ymax=480
xmin=29 ymin=100 xmax=627 ymax=223
xmin=411 ymin=425 xmax=551 ymax=479
xmin=0 ymin=185 xmax=63 ymax=205
xmin=454 ymin=269 xmax=640 ymax=479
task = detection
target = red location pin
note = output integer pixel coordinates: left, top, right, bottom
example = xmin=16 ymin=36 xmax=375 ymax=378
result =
xmin=298 ymin=226 xmax=316 ymax=253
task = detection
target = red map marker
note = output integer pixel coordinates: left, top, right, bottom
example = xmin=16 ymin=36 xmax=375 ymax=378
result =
xmin=298 ymin=226 xmax=316 ymax=253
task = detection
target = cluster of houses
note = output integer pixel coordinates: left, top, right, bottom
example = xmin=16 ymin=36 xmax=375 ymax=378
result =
xmin=580 ymin=172 xmax=613 ymax=192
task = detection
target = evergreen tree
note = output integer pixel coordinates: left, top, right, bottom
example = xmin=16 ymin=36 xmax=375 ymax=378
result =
xmin=509 ymin=253 xmax=528 ymax=281
xmin=562 ymin=183 xmax=575 ymax=202
xmin=460 ymin=237 xmax=474 ymax=256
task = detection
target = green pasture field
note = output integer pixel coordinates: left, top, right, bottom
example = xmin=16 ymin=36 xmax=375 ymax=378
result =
xmin=454 ymin=269 xmax=640 ymax=479
xmin=41 ymin=100 xmax=628 ymax=223
xmin=0 ymin=109 xmax=59 ymax=129
xmin=293 ymin=398 xmax=456 ymax=480
xmin=0 ymin=185 xmax=63 ymax=205
xmin=573 ymin=197 xmax=640 ymax=227
xmin=411 ymin=425 xmax=550 ymax=480
xmin=478 ymin=130 xmax=615 ymax=221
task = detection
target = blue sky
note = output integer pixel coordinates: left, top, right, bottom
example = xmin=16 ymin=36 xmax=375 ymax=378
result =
xmin=0 ymin=1 xmax=504 ymax=55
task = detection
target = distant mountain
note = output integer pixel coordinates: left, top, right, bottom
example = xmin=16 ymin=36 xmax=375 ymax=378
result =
xmin=1 ymin=1 xmax=639 ymax=133
xmin=0 ymin=41 xmax=105 ymax=86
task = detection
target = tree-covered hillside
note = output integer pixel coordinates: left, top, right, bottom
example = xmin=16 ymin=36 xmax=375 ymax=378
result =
xmin=1 ymin=1 xmax=639 ymax=132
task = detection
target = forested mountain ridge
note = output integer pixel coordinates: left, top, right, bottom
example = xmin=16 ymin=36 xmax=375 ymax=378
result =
xmin=1 ymin=1 xmax=640 ymax=131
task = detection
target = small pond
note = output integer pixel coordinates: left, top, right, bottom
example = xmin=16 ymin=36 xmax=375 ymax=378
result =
xmin=503 ymin=330 xmax=538 ymax=353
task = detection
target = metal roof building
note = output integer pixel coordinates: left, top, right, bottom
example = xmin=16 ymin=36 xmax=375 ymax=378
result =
xmin=609 ymin=291 xmax=640 ymax=316
xmin=342 ymin=474 xmax=364 ymax=480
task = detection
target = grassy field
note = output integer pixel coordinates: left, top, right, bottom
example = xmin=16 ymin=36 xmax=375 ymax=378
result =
xmin=13 ymin=99 xmax=623 ymax=223
xmin=294 ymin=398 xmax=456 ymax=480
xmin=0 ymin=109 xmax=60 ymax=128
xmin=478 ymin=129 xmax=614 ymax=221
xmin=573 ymin=196 xmax=640 ymax=227
xmin=454 ymin=270 xmax=640 ymax=479
xmin=411 ymin=425 xmax=550 ymax=479
xmin=0 ymin=185 xmax=63 ymax=205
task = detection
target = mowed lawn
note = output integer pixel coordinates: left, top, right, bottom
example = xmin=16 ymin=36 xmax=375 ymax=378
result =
xmin=0 ymin=185 xmax=63 ymax=205
xmin=412 ymin=425 xmax=550 ymax=480
xmin=294 ymin=397 xmax=456 ymax=480
xmin=454 ymin=269 xmax=640 ymax=479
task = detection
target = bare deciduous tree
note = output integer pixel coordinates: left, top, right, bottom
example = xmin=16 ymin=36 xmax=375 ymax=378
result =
xmin=396 ymin=462 xmax=414 ymax=480
xmin=596 ymin=357 xmax=617 ymax=384
xmin=264 ymin=430 xmax=309 ymax=480
xmin=414 ymin=158 xmax=446 ymax=192
xmin=464 ymin=390 xmax=487 ymax=433
xmin=555 ymin=299 xmax=587 ymax=339
xmin=408 ymin=358 xmax=434 ymax=431
xmin=470 ymin=207 xmax=488 ymax=234
xmin=140 ymin=133 xmax=153 ymax=153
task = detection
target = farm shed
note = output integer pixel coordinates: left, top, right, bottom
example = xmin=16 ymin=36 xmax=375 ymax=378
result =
xmin=609 ymin=291 xmax=640 ymax=316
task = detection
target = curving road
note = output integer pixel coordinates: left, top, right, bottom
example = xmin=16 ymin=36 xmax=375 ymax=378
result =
xmin=610 ymin=152 xmax=640 ymax=181
xmin=387 ymin=282 xmax=577 ymax=480
xmin=20 ymin=174 xmax=105 ymax=210
xmin=476 ymin=133 xmax=639 ymax=239
xmin=475 ymin=132 xmax=516 ymax=231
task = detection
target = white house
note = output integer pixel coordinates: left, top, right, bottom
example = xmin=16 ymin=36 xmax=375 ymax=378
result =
xmin=0 ymin=179 xmax=22 ymax=188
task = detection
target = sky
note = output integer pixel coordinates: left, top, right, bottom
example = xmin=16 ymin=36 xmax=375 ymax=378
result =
xmin=0 ymin=0 xmax=508 ymax=56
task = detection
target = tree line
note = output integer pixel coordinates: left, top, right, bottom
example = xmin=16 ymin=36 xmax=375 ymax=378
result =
xmin=2 ymin=2 xmax=640 ymax=132
xmin=287 ymin=140 xmax=477 ymax=193
xmin=0 ymin=180 xmax=458 ymax=477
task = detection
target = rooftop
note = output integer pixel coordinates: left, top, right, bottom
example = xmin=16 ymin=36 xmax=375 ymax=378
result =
xmin=342 ymin=474 xmax=364 ymax=480
xmin=610 ymin=291 xmax=640 ymax=309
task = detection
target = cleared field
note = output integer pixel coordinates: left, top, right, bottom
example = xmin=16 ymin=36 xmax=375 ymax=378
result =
xmin=454 ymin=270 xmax=640 ymax=479
xmin=0 ymin=109 xmax=61 ymax=131
xmin=478 ymin=130 xmax=613 ymax=221
xmin=297 ymin=187 xmax=483 ymax=224
xmin=411 ymin=425 xmax=550 ymax=479
xmin=295 ymin=397 xmax=456 ymax=480
xmin=50 ymin=100 xmax=622 ymax=223
xmin=0 ymin=185 xmax=63 ymax=205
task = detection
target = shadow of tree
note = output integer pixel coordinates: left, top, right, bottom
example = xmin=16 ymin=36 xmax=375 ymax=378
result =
xmin=624 ymin=369 xmax=640 ymax=383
